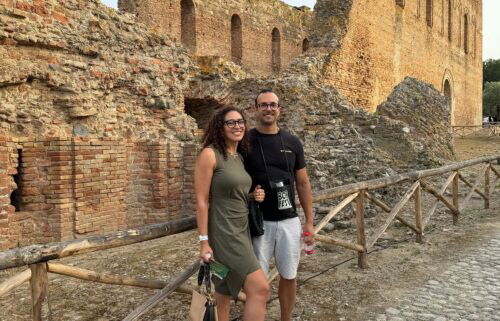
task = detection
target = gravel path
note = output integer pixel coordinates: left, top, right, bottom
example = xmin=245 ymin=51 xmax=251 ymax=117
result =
xmin=374 ymin=236 xmax=500 ymax=321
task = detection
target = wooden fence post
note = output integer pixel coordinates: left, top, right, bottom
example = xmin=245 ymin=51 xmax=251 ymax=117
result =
xmin=355 ymin=192 xmax=368 ymax=269
xmin=414 ymin=182 xmax=423 ymax=243
xmin=29 ymin=263 xmax=52 ymax=321
xmin=485 ymin=163 xmax=490 ymax=209
xmin=452 ymin=171 xmax=460 ymax=224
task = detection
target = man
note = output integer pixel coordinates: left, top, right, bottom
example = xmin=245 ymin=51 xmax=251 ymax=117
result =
xmin=244 ymin=88 xmax=314 ymax=321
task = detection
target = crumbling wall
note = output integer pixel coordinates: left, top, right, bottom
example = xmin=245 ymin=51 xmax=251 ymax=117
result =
xmin=118 ymin=0 xmax=311 ymax=75
xmin=0 ymin=0 xmax=204 ymax=248
xmin=321 ymin=0 xmax=483 ymax=126
xmin=0 ymin=0 xmax=460 ymax=249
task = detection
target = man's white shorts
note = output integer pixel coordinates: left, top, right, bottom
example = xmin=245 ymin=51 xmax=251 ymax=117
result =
xmin=252 ymin=216 xmax=302 ymax=280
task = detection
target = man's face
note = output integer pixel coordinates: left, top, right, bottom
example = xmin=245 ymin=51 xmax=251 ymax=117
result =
xmin=255 ymin=92 xmax=280 ymax=126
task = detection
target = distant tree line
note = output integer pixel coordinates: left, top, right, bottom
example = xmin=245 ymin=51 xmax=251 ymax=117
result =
xmin=483 ymin=59 xmax=500 ymax=121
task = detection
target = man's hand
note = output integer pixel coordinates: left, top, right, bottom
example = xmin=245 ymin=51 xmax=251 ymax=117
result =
xmin=303 ymin=222 xmax=315 ymax=244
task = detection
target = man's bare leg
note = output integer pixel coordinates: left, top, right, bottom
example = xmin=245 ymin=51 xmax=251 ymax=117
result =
xmin=278 ymin=277 xmax=296 ymax=321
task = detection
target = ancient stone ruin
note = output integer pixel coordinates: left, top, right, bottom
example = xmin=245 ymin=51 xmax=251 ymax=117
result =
xmin=0 ymin=0 xmax=480 ymax=249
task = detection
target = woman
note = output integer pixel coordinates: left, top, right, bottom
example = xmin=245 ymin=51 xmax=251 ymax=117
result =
xmin=194 ymin=106 xmax=270 ymax=321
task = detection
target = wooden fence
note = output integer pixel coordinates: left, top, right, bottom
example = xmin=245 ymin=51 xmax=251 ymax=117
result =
xmin=1 ymin=155 xmax=499 ymax=320
xmin=452 ymin=123 xmax=500 ymax=137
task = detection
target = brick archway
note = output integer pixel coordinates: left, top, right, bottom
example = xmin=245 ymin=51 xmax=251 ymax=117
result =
xmin=442 ymin=70 xmax=454 ymax=123
xmin=184 ymin=97 xmax=225 ymax=131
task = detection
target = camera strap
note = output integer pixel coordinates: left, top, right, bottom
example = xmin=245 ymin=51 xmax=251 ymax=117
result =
xmin=257 ymin=129 xmax=293 ymax=182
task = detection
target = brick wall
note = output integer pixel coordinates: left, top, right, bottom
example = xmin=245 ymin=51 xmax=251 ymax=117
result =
xmin=0 ymin=137 xmax=16 ymax=249
xmin=118 ymin=0 xmax=310 ymax=75
xmin=0 ymin=136 xmax=197 ymax=250
xmin=323 ymin=0 xmax=482 ymax=126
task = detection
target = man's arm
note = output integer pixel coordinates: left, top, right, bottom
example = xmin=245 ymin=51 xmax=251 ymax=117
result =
xmin=295 ymin=167 xmax=314 ymax=240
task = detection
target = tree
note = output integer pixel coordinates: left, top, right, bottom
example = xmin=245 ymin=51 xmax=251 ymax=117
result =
xmin=483 ymin=59 xmax=500 ymax=86
xmin=483 ymin=81 xmax=500 ymax=120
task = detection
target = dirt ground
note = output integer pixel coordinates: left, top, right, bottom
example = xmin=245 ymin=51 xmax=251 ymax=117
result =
xmin=0 ymin=136 xmax=499 ymax=321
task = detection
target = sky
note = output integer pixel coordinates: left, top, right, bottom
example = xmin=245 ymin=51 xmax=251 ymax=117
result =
xmin=101 ymin=0 xmax=499 ymax=60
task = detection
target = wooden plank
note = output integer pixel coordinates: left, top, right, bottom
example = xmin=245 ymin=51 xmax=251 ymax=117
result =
xmin=364 ymin=192 xmax=419 ymax=233
xmin=46 ymin=263 xmax=246 ymax=302
xmin=30 ymin=263 xmax=51 ymax=321
xmin=490 ymin=164 xmax=500 ymax=178
xmin=313 ymin=155 xmax=499 ymax=202
xmin=414 ymin=184 xmax=423 ymax=243
xmin=367 ymin=181 xmax=420 ymax=250
xmin=485 ymin=164 xmax=490 ymax=209
xmin=460 ymin=165 xmax=489 ymax=212
xmin=458 ymin=173 xmax=488 ymax=200
xmin=420 ymin=181 xmax=459 ymax=215
xmin=267 ymin=269 xmax=279 ymax=284
xmin=48 ymin=263 xmax=180 ymax=291
xmin=0 ymin=269 xmax=31 ymax=297
xmin=0 ymin=217 xmax=196 ymax=270
xmin=314 ymin=234 xmax=364 ymax=252
xmin=122 ymin=260 xmax=200 ymax=321
xmin=355 ymin=192 xmax=368 ymax=268
xmin=313 ymin=192 xmax=359 ymax=234
xmin=453 ymin=172 xmax=460 ymax=224
xmin=491 ymin=176 xmax=500 ymax=198
xmin=421 ymin=171 xmax=457 ymax=228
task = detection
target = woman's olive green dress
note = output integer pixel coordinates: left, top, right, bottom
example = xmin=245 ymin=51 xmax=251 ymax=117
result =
xmin=208 ymin=147 xmax=261 ymax=299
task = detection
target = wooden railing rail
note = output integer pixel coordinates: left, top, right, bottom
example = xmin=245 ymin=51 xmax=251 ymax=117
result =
xmin=451 ymin=124 xmax=500 ymax=137
xmin=0 ymin=217 xmax=196 ymax=271
xmin=0 ymin=155 xmax=499 ymax=320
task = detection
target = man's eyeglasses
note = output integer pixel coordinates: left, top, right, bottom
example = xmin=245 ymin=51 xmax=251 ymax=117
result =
xmin=256 ymin=102 xmax=280 ymax=110
xmin=224 ymin=119 xmax=246 ymax=128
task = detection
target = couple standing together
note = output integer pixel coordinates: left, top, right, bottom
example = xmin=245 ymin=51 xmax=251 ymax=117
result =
xmin=195 ymin=89 xmax=315 ymax=321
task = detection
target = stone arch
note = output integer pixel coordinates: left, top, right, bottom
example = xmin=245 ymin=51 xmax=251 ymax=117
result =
xmin=181 ymin=0 xmax=196 ymax=52
xmin=426 ymin=0 xmax=433 ymax=27
xmin=447 ymin=0 xmax=452 ymax=41
xmin=272 ymin=28 xmax=281 ymax=73
xmin=231 ymin=14 xmax=243 ymax=65
xmin=184 ymin=98 xmax=225 ymax=131
xmin=302 ymin=38 xmax=309 ymax=53
xmin=442 ymin=70 xmax=454 ymax=112
xmin=463 ymin=13 xmax=469 ymax=54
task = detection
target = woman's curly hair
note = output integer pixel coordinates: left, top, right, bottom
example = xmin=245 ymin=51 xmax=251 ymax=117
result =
xmin=202 ymin=106 xmax=249 ymax=160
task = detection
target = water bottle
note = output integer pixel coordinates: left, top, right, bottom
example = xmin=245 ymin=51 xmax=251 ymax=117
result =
xmin=303 ymin=231 xmax=315 ymax=255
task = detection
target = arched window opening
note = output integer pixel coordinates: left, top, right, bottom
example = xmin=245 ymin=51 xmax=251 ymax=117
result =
xmin=443 ymin=79 xmax=451 ymax=99
xmin=442 ymin=75 xmax=453 ymax=111
xmin=426 ymin=0 xmax=433 ymax=27
xmin=447 ymin=0 xmax=452 ymax=41
xmin=231 ymin=14 xmax=243 ymax=65
xmin=181 ymin=0 xmax=196 ymax=52
xmin=302 ymin=38 xmax=309 ymax=53
xmin=463 ymin=14 xmax=469 ymax=54
xmin=184 ymin=98 xmax=224 ymax=131
xmin=272 ymin=28 xmax=281 ymax=73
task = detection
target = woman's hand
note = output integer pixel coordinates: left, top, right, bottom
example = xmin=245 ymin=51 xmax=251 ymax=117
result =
xmin=199 ymin=241 xmax=213 ymax=263
xmin=252 ymin=185 xmax=265 ymax=203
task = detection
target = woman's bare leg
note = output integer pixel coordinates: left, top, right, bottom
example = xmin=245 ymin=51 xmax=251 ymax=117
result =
xmin=215 ymin=292 xmax=231 ymax=321
xmin=242 ymin=269 xmax=270 ymax=321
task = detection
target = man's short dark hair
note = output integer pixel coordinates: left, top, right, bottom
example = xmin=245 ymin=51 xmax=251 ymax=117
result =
xmin=255 ymin=88 xmax=276 ymax=106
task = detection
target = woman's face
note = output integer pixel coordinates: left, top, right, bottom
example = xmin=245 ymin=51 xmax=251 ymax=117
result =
xmin=223 ymin=111 xmax=246 ymax=144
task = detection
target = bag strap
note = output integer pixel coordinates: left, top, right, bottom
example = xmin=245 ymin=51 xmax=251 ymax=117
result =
xmin=197 ymin=263 xmax=212 ymax=294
